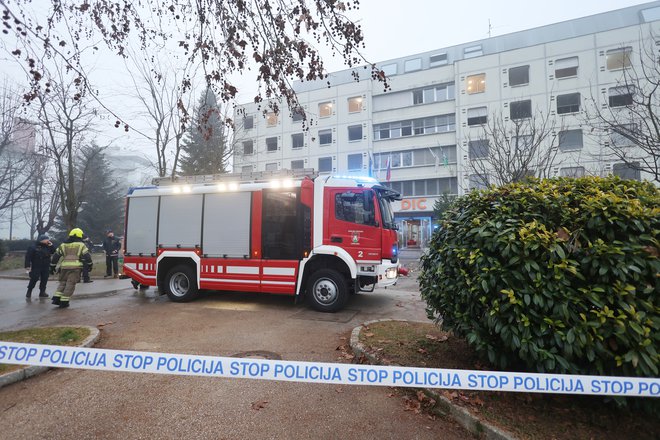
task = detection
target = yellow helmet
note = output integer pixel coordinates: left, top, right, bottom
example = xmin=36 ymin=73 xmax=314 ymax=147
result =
xmin=69 ymin=228 xmax=84 ymax=238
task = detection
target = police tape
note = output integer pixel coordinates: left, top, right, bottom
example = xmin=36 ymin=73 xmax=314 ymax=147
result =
xmin=1 ymin=341 xmax=658 ymax=397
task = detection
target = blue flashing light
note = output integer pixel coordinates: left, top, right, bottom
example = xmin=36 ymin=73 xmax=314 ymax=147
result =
xmin=332 ymin=174 xmax=378 ymax=183
xmin=127 ymin=186 xmax=157 ymax=195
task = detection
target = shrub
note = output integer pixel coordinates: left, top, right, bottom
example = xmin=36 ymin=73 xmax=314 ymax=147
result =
xmin=6 ymin=238 xmax=33 ymax=251
xmin=419 ymin=176 xmax=659 ymax=380
xmin=0 ymin=239 xmax=6 ymax=263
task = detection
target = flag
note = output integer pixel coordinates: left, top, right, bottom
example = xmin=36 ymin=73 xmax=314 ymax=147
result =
xmin=385 ymin=155 xmax=391 ymax=182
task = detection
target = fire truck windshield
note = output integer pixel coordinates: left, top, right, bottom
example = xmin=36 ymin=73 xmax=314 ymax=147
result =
xmin=376 ymin=189 xmax=397 ymax=230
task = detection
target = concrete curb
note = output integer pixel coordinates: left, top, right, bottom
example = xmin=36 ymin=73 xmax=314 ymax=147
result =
xmin=0 ymin=326 xmax=100 ymax=389
xmin=350 ymin=319 xmax=517 ymax=440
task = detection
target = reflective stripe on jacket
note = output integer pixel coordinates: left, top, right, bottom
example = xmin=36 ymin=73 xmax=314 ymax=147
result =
xmin=57 ymin=242 xmax=88 ymax=268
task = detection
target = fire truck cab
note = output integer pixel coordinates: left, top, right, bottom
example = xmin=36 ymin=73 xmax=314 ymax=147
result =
xmin=122 ymin=169 xmax=401 ymax=312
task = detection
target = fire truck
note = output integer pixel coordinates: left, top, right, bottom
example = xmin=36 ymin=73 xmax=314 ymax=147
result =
xmin=122 ymin=169 xmax=403 ymax=312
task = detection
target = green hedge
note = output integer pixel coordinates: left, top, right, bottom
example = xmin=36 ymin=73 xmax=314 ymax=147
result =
xmin=419 ymin=177 xmax=659 ymax=379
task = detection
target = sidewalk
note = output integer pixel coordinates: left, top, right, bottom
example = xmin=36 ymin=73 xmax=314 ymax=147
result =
xmin=0 ymin=268 xmax=133 ymax=297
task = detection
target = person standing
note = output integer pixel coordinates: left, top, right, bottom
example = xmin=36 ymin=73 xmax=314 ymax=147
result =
xmin=81 ymin=234 xmax=94 ymax=283
xmin=102 ymin=230 xmax=121 ymax=278
xmin=49 ymin=228 xmax=93 ymax=308
xmin=24 ymin=234 xmax=55 ymax=298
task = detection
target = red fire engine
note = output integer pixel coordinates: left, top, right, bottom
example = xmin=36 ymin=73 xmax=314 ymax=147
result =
xmin=122 ymin=169 xmax=402 ymax=312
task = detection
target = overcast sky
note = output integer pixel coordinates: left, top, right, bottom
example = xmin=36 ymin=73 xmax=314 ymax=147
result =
xmin=343 ymin=0 xmax=652 ymax=68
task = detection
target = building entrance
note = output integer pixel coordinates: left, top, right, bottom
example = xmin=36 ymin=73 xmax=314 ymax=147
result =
xmin=396 ymin=216 xmax=432 ymax=249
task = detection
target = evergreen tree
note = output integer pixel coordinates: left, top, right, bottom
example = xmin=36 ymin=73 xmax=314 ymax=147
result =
xmin=75 ymin=144 xmax=125 ymax=244
xmin=179 ymin=88 xmax=229 ymax=176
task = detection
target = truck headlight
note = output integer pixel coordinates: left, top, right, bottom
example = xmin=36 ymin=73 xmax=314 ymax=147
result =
xmin=386 ymin=267 xmax=397 ymax=279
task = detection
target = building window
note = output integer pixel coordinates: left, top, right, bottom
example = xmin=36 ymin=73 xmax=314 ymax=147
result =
xmin=266 ymin=137 xmax=278 ymax=152
xmin=243 ymin=115 xmax=254 ymax=130
xmin=613 ymin=162 xmax=640 ymax=180
xmin=430 ymin=53 xmax=448 ymax=67
xmin=413 ymin=83 xmax=455 ymax=104
xmin=469 ymin=174 xmax=489 ymax=190
xmin=242 ymin=140 xmax=254 ymax=155
xmin=266 ymin=112 xmax=278 ymax=127
xmin=241 ymin=165 xmax=253 ymax=173
xmin=374 ymin=146 xmax=456 ymax=170
xmin=468 ymin=140 xmax=489 ymax=159
xmin=513 ymin=135 xmax=533 ymax=151
xmin=373 ymin=114 xmax=455 ymax=140
xmin=291 ymin=107 xmax=304 ymax=122
xmin=560 ymin=166 xmax=585 ymax=177
xmin=557 ymin=93 xmax=581 ymax=114
xmin=318 ymin=157 xmax=332 ymax=173
xmin=291 ymin=160 xmax=304 ymax=170
xmin=510 ymin=100 xmax=532 ymax=120
xmin=509 ymin=65 xmax=529 ymax=86
xmin=381 ymin=63 xmax=397 ymax=76
xmin=467 ymin=107 xmax=488 ymax=126
xmin=291 ymin=133 xmax=304 ymax=149
xmin=404 ymin=58 xmax=422 ymax=72
xmin=464 ymin=45 xmax=483 ymax=58
xmin=466 ymin=73 xmax=486 ymax=94
xmin=319 ymin=102 xmax=333 ymax=118
xmin=606 ymin=47 xmax=632 ymax=70
xmin=610 ymin=124 xmax=637 ymax=147
xmin=347 ymin=153 xmax=363 ymax=171
xmin=265 ymin=162 xmax=278 ymax=171
xmin=319 ymin=129 xmax=332 ymax=145
xmin=348 ymin=96 xmax=363 ymax=113
xmin=609 ymin=86 xmax=634 ymax=107
xmin=558 ymin=129 xmax=583 ymax=151
xmin=388 ymin=178 xmax=458 ymax=197
xmin=348 ymin=125 xmax=363 ymax=142
xmin=555 ymin=56 xmax=578 ymax=78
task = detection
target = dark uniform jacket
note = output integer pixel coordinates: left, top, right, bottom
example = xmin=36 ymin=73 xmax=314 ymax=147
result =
xmin=25 ymin=241 xmax=55 ymax=271
xmin=102 ymin=236 xmax=121 ymax=256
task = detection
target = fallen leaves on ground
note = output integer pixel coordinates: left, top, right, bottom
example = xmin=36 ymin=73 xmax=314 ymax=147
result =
xmin=96 ymin=321 xmax=114 ymax=328
xmin=251 ymin=400 xmax=269 ymax=410
xmin=403 ymin=396 xmax=421 ymax=413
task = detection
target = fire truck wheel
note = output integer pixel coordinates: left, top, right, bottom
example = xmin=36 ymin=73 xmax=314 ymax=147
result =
xmin=164 ymin=264 xmax=199 ymax=302
xmin=307 ymin=269 xmax=349 ymax=313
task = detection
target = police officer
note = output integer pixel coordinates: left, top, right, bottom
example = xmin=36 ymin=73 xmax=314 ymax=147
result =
xmin=50 ymin=228 xmax=93 ymax=308
xmin=24 ymin=234 xmax=55 ymax=298
xmin=102 ymin=230 xmax=121 ymax=278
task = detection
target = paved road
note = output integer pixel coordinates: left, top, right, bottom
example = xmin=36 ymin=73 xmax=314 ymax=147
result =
xmin=0 ymin=254 xmax=471 ymax=439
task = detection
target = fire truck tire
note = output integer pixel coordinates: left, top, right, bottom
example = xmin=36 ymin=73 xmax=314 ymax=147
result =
xmin=307 ymin=269 xmax=349 ymax=313
xmin=164 ymin=264 xmax=199 ymax=302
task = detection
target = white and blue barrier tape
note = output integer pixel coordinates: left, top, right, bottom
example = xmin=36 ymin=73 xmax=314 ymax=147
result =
xmin=1 ymin=342 xmax=658 ymax=397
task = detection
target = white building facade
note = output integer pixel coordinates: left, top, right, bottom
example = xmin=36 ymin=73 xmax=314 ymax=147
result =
xmin=234 ymin=2 xmax=660 ymax=249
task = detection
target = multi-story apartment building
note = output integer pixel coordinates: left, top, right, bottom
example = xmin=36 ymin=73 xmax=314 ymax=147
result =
xmin=234 ymin=2 xmax=660 ymax=249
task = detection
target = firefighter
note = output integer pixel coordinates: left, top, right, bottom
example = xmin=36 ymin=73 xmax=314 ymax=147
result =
xmin=49 ymin=227 xmax=93 ymax=308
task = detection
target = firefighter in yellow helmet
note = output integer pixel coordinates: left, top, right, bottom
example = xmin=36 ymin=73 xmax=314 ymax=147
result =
xmin=49 ymin=228 xmax=93 ymax=308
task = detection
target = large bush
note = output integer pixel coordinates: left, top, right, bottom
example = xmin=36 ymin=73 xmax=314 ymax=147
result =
xmin=419 ymin=177 xmax=659 ymax=379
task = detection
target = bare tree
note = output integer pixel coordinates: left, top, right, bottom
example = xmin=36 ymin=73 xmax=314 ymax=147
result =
xmin=2 ymin=0 xmax=389 ymax=127
xmin=465 ymin=108 xmax=562 ymax=188
xmin=128 ymin=53 xmax=191 ymax=178
xmin=584 ymin=37 xmax=660 ymax=182
xmin=35 ymin=65 xmax=97 ymax=232
xmin=22 ymin=152 xmax=60 ymax=238
xmin=0 ymin=80 xmax=35 ymax=225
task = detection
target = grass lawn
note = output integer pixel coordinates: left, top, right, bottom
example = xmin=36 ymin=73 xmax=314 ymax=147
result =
xmin=357 ymin=321 xmax=658 ymax=440
xmin=0 ymin=327 xmax=91 ymax=375
xmin=0 ymin=253 xmax=121 ymax=277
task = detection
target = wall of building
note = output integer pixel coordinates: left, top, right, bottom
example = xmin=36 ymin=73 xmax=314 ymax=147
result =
xmin=234 ymin=2 xmax=660 ymax=248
